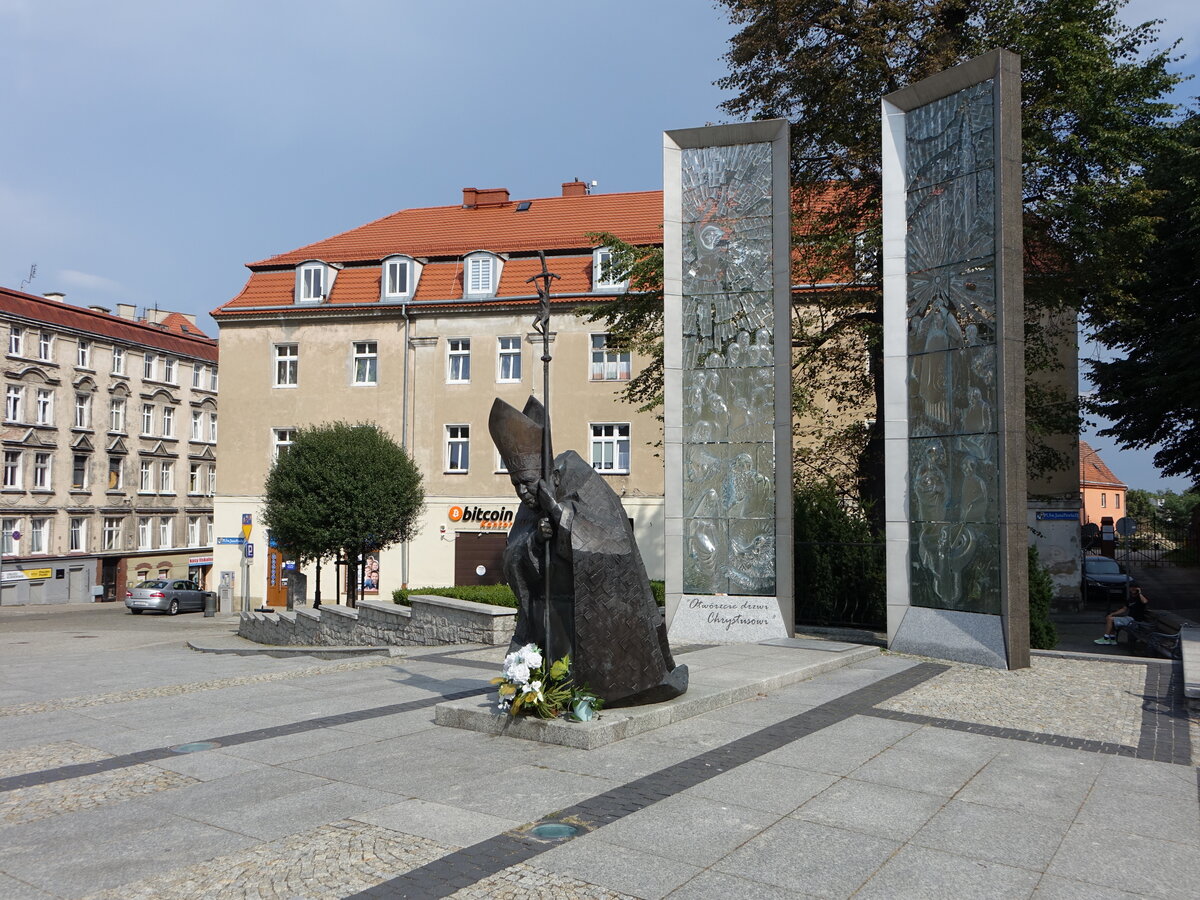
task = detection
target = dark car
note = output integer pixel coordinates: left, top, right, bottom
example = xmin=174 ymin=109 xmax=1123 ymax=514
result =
xmin=1081 ymin=556 xmax=1133 ymax=606
xmin=125 ymin=579 xmax=214 ymax=615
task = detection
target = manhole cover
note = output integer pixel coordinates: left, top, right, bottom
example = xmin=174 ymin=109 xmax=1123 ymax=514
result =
xmin=529 ymin=823 xmax=580 ymax=840
xmin=169 ymin=741 xmax=221 ymax=753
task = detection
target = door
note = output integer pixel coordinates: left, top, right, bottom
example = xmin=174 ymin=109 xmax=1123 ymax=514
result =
xmin=453 ymin=532 xmax=508 ymax=585
xmin=265 ymin=545 xmax=287 ymax=607
xmin=101 ymin=559 xmax=119 ymax=602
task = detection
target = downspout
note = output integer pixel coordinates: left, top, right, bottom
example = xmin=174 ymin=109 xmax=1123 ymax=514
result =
xmin=400 ymin=301 xmax=410 ymax=590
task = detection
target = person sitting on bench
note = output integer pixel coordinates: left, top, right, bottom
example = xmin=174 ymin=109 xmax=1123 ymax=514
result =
xmin=1095 ymin=586 xmax=1150 ymax=645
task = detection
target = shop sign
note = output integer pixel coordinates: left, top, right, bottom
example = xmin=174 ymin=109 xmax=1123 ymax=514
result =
xmin=1 ymin=568 xmax=52 ymax=581
xmin=189 ymin=556 xmax=214 ymax=566
xmin=447 ymin=505 xmax=515 ymax=530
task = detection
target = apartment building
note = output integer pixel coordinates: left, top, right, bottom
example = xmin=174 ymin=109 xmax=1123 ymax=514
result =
xmin=211 ymin=183 xmax=665 ymax=607
xmin=0 ymin=288 xmax=219 ymax=604
xmin=1079 ymin=440 xmax=1127 ymax=525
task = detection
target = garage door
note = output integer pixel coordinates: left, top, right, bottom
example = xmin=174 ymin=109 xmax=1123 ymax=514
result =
xmin=453 ymin=532 xmax=509 ymax=586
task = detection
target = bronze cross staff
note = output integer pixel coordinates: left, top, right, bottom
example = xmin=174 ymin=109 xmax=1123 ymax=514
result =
xmin=527 ymin=251 xmax=560 ymax=663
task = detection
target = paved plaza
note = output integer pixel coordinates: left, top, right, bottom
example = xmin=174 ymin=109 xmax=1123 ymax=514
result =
xmin=0 ymin=603 xmax=1196 ymax=899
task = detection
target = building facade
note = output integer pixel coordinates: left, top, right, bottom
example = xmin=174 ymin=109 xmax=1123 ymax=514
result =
xmin=1080 ymin=440 xmax=1127 ymax=525
xmin=211 ymin=183 xmax=665 ymax=608
xmin=1 ymin=288 xmax=219 ymax=604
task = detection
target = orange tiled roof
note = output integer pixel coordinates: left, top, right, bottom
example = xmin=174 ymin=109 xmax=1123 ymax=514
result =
xmin=1079 ymin=440 xmax=1126 ymax=489
xmin=2 ymin=286 xmax=218 ymax=362
xmin=247 ymin=190 xmax=664 ymax=267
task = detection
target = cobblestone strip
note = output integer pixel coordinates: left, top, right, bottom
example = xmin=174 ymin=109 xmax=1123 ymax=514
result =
xmin=0 ymin=686 xmax=492 ymax=794
xmin=0 ymin=741 xmax=111 ymax=778
xmin=81 ymin=820 xmax=451 ymax=900
xmin=0 ymin=656 xmax=392 ymax=718
xmin=1138 ymin=661 xmax=1193 ymax=765
xmin=1 ymin=765 xmax=197 ymax=825
xmin=865 ymin=708 xmax=1138 ymax=757
xmin=348 ymin=663 xmax=950 ymax=899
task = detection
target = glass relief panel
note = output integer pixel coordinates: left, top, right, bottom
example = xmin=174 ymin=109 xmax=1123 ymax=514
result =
xmin=905 ymin=81 xmax=1001 ymax=616
xmin=680 ymin=142 xmax=777 ymax=596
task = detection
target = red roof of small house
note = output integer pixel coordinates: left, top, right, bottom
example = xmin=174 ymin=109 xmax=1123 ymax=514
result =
xmin=1079 ymin=441 xmax=1126 ymax=490
xmin=1 ymin=286 xmax=218 ymax=362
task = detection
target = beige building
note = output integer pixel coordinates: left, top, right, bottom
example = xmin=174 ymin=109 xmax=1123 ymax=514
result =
xmin=211 ymin=183 xmax=665 ymax=607
xmin=1 ymin=287 xmax=219 ymax=604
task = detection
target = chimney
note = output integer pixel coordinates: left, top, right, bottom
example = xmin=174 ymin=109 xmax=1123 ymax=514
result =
xmin=462 ymin=187 xmax=478 ymax=208
xmin=42 ymin=292 xmax=66 ymax=302
xmin=562 ymin=179 xmax=589 ymax=198
xmin=463 ymin=187 xmax=509 ymax=208
xmin=88 ymin=305 xmax=111 ymax=314
xmin=116 ymin=303 xmax=137 ymax=321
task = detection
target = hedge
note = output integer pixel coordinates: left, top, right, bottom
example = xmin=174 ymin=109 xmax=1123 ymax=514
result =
xmin=395 ymin=580 xmax=666 ymax=608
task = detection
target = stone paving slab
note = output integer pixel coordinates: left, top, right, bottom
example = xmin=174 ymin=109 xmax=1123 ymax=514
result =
xmin=435 ymin=642 xmax=879 ymax=749
xmin=187 ymin=634 xmax=402 ymax=658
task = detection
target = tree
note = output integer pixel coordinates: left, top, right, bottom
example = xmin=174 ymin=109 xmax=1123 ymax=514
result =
xmin=713 ymin=0 xmax=1181 ymax=498
xmin=262 ymin=422 xmax=424 ymax=607
xmin=1088 ymin=113 xmax=1200 ymax=486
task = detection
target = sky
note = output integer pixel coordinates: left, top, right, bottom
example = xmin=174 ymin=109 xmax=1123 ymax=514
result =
xmin=2 ymin=0 xmax=1196 ymax=494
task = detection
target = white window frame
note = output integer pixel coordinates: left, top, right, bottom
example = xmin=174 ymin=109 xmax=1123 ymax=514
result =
xmin=139 ymin=459 xmax=153 ymax=493
xmin=352 ymin=341 xmax=378 ymax=386
xmin=274 ymin=344 xmax=298 ymax=387
xmin=299 ymin=264 xmax=325 ymax=302
xmin=163 ymin=358 xmax=177 ymax=384
xmin=36 ymin=389 xmax=54 ymax=426
xmin=159 ymin=461 xmax=173 ymax=495
xmin=189 ymin=462 xmax=201 ymax=494
xmin=191 ymin=410 xmax=203 ymax=441
xmin=103 ymin=517 xmax=122 ymax=551
xmin=141 ymin=403 xmax=154 ymax=435
xmin=206 ymin=464 xmax=216 ymax=496
xmin=592 ymin=247 xmax=627 ymax=291
xmin=2 ymin=451 xmax=21 ymax=489
xmin=38 ymin=332 xmax=53 ymax=360
xmin=187 ymin=515 xmax=201 ymax=547
xmin=71 ymin=454 xmax=88 ymax=490
xmin=143 ymin=352 xmax=156 ymax=380
xmin=137 ymin=516 xmax=152 ymax=550
xmin=445 ymin=424 xmax=469 ymax=473
xmin=590 ymin=333 xmax=632 ymax=382
xmin=447 ymin=338 xmax=471 ymax=384
xmin=273 ymin=428 xmax=295 ymax=459
xmin=209 ymin=367 xmax=218 ymax=391
xmin=465 ymin=253 xmax=498 ymax=297
xmin=208 ymin=412 xmax=217 ymax=443
xmin=192 ymin=363 xmax=204 ymax=388
xmin=2 ymin=518 xmax=18 ymax=553
xmin=161 ymin=406 xmax=174 ymax=438
xmin=5 ymin=385 xmax=23 ymax=422
xmin=32 ymin=452 xmax=50 ymax=490
xmin=383 ymin=257 xmax=415 ymax=300
xmin=74 ymin=393 xmax=91 ymax=429
xmin=497 ymin=336 xmax=521 ymax=383
xmin=159 ymin=516 xmax=174 ymax=548
xmin=8 ymin=326 xmax=24 ymax=356
xmin=70 ymin=517 xmax=87 ymax=552
xmin=77 ymin=339 xmax=91 ymax=368
xmin=590 ymin=422 xmax=631 ymax=474
xmin=29 ymin=517 xmax=48 ymax=554
xmin=111 ymin=346 xmax=125 ymax=375
xmin=109 ymin=397 xmax=125 ymax=433
xmin=108 ymin=456 xmax=123 ymax=491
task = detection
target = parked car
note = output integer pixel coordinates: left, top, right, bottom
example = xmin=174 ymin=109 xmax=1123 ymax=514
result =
xmin=125 ymin=579 xmax=214 ymax=615
xmin=1081 ymin=556 xmax=1133 ymax=606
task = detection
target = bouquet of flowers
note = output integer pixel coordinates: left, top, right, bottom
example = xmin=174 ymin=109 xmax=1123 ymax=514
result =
xmin=492 ymin=644 xmax=603 ymax=720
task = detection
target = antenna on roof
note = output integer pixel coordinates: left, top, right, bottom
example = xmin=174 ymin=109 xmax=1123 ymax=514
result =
xmin=19 ymin=263 xmax=37 ymax=290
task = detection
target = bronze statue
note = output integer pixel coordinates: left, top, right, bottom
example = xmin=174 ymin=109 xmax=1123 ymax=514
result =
xmin=489 ymin=396 xmax=688 ymax=707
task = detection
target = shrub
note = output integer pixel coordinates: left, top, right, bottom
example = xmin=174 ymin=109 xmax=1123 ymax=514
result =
xmin=649 ymin=580 xmax=665 ymax=607
xmin=1028 ymin=544 xmax=1058 ymax=650
xmin=393 ymin=585 xmax=518 ymax=608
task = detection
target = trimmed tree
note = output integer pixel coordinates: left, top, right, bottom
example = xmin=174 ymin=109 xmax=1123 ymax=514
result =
xmin=262 ymin=422 xmax=424 ymax=607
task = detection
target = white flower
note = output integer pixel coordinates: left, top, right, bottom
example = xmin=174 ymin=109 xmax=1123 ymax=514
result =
xmin=506 ymin=662 xmax=530 ymax=684
xmin=521 ymin=680 xmax=544 ymax=702
xmin=517 ymin=644 xmax=543 ymax=670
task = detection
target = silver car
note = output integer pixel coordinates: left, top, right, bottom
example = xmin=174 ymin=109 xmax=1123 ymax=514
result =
xmin=125 ymin=579 xmax=214 ymax=615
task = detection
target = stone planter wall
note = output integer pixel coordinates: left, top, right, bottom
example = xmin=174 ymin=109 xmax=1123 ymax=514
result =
xmin=238 ymin=595 xmax=516 ymax=648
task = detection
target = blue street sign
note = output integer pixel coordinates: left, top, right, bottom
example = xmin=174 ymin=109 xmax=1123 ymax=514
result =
xmin=1035 ymin=511 xmax=1079 ymax=521
xmin=217 ymin=537 xmax=245 ymax=545
xmin=242 ymin=514 xmax=252 ymax=526
xmin=244 ymin=542 xmax=255 ymax=559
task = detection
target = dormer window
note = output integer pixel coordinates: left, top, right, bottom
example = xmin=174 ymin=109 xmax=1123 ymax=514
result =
xmin=381 ymin=255 xmax=420 ymax=302
xmin=464 ymin=252 xmax=502 ymax=298
xmin=593 ymin=247 xmax=627 ymax=291
xmin=295 ymin=261 xmax=337 ymax=304
xmin=300 ymin=264 xmax=324 ymax=301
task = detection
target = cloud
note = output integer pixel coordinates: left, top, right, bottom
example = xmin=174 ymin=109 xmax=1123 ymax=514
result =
xmin=57 ymin=269 xmax=124 ymax=294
